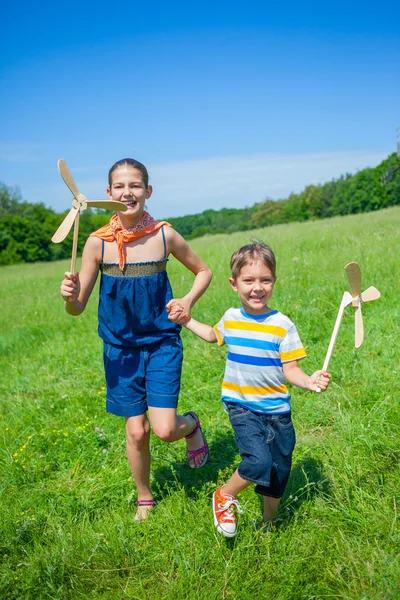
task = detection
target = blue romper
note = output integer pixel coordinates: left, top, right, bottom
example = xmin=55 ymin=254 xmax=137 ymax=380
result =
xmin=98 ymin=228 xmax=183 ymax=417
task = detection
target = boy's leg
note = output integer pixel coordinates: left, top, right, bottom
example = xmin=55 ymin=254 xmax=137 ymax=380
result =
xmin=263 ymin=496 xmax=281 ymax=523
xmin=148 ymin=407 xmax=207 ymax=468
xmin=125 ymin=414 xmax=154 ymax=521
xmin=212 ymin=469 xmax=248 ymax=538
xmin=222 ymin=469 xmax=251 ymax=497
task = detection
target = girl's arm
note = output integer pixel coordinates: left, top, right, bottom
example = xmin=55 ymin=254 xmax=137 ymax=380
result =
xmin=183 ymin=318 xmax=218 ymax=343
xmin=165 ymin=228 xmax=212 ymax=323
xmin=282 ymin=360 xmax=331 ymax=392
xmin=60 ymin=236 xmax=102 ymax=316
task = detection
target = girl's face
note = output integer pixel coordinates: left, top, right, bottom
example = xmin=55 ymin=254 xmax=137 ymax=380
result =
xmin=107 ymin=166 xmax=152 ymax=222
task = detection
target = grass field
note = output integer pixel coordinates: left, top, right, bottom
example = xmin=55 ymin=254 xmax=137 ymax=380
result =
xmin=0 ymin=207 xmax=399 ymax=600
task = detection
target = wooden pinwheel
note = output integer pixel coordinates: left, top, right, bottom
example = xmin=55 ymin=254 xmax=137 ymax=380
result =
xmin=51 ymin=159 xmax=127 ymax=272
xmin=316 ymin=262 xmax=380 ymax=391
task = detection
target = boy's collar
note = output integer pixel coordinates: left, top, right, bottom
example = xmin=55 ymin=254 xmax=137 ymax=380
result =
xmin=239 ymin=307 xmax=278 ymax=321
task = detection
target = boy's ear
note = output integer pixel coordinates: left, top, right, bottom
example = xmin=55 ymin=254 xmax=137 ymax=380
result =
xmin=106 ymin=187 xmax=112 ymax=200
xmin=229 ymin=277 xmax=238 ymax=292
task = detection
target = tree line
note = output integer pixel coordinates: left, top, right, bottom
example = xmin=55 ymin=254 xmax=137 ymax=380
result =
xmin=0 ymin=152 xmax=399 ymax=265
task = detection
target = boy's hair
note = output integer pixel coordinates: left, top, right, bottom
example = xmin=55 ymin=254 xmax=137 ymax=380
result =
xmin=230 ymin=240 xmax=276 ymax=279
xmin=108 ymin=158 xmax=149 ymax=188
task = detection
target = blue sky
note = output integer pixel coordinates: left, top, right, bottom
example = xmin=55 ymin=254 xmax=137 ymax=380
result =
xmin=1 ymin=1 xmax=399 ymax=219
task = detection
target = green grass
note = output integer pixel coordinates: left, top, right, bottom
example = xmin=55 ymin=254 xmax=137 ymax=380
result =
xmin=1 ymin=207 xmax=399 ymax=599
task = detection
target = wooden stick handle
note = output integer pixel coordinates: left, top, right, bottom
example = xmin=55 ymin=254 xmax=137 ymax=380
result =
xmin=70 ymin=211 xmax=80 ymax=274
xmin=316 ymin=291 xmax=352 ymax=392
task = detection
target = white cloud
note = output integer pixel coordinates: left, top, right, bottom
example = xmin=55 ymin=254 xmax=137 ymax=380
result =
xmin=0 ymin=143 xmax=45 ymax=163
xmin=146 ymin=151 xmax=388 ymax=219
xmin=1 ymin=150 xmax=389 ymax=217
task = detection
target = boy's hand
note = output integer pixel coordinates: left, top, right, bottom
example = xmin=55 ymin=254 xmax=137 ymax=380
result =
xmin=61 ymin=271 xmax=80 ymax=302
xmin=166 ymin=298 xmax=191 ymax=324
xmin=309 ymin=370 xmax=331 ymax=392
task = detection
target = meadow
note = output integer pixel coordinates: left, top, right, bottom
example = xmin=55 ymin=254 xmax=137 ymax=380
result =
xmin=0 ymin=207 xmax=399 ymax=600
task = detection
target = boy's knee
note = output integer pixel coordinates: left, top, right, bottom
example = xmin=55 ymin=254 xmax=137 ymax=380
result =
xmin=241 ymin=454 xmax=269 ymax=482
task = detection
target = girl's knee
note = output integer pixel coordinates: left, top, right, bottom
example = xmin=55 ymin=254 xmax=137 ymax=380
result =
xmin=152 ymin=424 xmax=176 ymax=442
xmin=126 ymin=419 xmax=150 ymax=447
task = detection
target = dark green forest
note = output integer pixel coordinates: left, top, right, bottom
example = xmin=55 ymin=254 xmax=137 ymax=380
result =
xmin=1 ymin=153 xmax=399 ymax=265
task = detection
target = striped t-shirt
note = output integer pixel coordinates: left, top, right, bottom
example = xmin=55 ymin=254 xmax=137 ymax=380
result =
xmin=214 ymin=307 xmax=306 ymax=414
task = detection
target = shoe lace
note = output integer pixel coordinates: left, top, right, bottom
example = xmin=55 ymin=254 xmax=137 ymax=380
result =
xmin=218 ymin=498 xmax=243 ymax=518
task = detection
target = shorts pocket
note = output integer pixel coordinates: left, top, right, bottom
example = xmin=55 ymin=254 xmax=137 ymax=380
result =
xmin=226 ymin=402 xmax=251 ymax=420
xmin=276 ymin=413 xmax=293 ymax=429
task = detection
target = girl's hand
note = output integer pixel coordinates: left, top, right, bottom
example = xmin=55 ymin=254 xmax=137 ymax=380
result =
xmin=61 ymin=271 xmax=80 ymax=302
xmin=166 ymin=298 xmax=191 ymax=324
xmin=309 ymin=370 xmax=331 ymax=392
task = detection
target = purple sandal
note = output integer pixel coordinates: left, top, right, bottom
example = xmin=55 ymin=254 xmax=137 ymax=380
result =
xmin=134 ymin=499 xmax=157 ymax=522
xmin=183 ymin=411 xmax=209 ymax=469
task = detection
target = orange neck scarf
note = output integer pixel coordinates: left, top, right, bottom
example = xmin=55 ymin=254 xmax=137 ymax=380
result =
xmin=91 ymin=211 xmax=171 ymax=270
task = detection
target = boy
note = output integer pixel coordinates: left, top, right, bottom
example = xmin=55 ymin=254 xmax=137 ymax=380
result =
xmin=182 ymin=241 xmax=331 ymax=537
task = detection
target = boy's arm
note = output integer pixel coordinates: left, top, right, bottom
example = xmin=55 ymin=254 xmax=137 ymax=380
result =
xmin=165 ymin=228 xmax=212 ymax=324
xmin=282 ymin=360 xmax=331 ymax=392
xmin=183 ymin=318 xmax=218 ymax=343
xmin=60 ymin=236 xmax=102 ymax=316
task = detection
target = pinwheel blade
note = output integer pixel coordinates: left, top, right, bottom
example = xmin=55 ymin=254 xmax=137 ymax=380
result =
xmin=355 ymin=304 xmax=364 ymax=348
xmin=345 ymin=262 xmax=361 ymax=298
xmin=51 ymin=206 xmax=79 ymax=243
xmin=86 ymin=200 xmax=128 ymax=211
xmin=58 ymin=159 xmax=80 ymax=199
xmin=361 ymin=286 xmax=381 ymax=303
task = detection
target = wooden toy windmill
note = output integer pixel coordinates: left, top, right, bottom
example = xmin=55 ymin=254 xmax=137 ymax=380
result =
xmin=316 ymin=262 xmax=381 ymax=391
xmin=51 ymin=159 xmax=127 ymax=272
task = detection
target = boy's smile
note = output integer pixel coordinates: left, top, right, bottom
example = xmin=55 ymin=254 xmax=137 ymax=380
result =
xmin=229 ymin=261 xmax=275 ymax=315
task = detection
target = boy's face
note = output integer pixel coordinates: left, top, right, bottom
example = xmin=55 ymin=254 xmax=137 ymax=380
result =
xmin=229 ymin=260 xmax=275 ymax=315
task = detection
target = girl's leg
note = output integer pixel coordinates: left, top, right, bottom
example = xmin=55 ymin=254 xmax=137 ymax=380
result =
xmin=125 ymin=414 xmax=153 ymax=521
xmin=148 ymin=407 xmax=207 ymax=468
xmin=262 ymin=496 xmax=281 ymax=523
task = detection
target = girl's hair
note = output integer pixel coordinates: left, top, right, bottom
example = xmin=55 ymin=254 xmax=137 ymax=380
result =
xmin=230 ymin=240 xmax=276 ymax=279
xmin=108 ymin=158 xmax=149 ymax=188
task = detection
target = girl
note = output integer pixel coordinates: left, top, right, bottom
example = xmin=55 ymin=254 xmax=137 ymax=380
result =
xmin=60 ymin=158 xmax=212 ymax=521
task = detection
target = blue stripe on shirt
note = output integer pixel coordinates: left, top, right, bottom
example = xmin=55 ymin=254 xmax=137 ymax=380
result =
xmin=227 ymin=352 xmax=282 ymax=367
xmin=224 ymin=336 xmax=280 ymax=351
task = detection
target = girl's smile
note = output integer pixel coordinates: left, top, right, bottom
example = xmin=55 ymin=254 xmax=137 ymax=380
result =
xmin=106 ymin=166 xmax=152 ymax=225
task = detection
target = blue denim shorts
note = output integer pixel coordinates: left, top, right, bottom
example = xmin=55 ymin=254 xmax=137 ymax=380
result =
xmin=103 ymin=336 xmax=183 ymax=417
xmin=224 ymin=402 xmax=296 ymax=498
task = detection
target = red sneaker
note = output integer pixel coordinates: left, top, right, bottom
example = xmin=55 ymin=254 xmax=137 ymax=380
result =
xmin=213 ymin=486 xmax=243 ymax=538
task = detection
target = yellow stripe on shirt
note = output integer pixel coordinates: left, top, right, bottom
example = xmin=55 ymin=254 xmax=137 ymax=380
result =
xmin=222 ymin=380 xmax=288 ymax=395
xmin=214 ymin=324 xmax=224 ymax=346
xmin=224 ymin=320 xmax=287 ymax=337
xmin=280 ymin=348 xmax=307 ymax=362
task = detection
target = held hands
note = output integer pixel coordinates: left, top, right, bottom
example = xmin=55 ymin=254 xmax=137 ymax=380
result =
xmin=60 ymin=271 xmax=80 ymax=302
xmin=166 ymin=298 xmax=191 ymax=325
xmin=308 ymin=370 xmax=331 ymax=392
